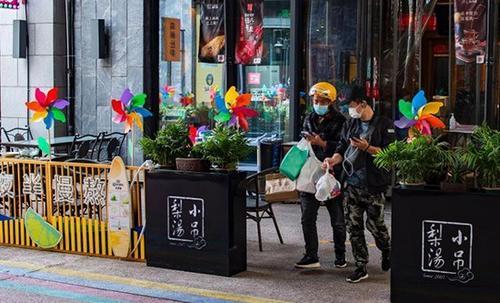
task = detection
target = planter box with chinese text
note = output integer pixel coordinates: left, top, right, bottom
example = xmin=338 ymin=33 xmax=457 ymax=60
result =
xmin=145 ymin=169 xmax=247 ymax=276
xmin=391 ymin=187 xmax=500 ymax=303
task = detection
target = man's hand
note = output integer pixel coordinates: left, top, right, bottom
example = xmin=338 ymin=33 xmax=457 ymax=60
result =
xmin=350 ymin=137 xmax=369 ymax=151
xmin=322 ymin=153 xmax=343 ymax=170
xmin=307 ymin=133 xmax=326 ymax=148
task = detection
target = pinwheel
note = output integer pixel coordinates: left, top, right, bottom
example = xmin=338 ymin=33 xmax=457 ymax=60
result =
xmin=180 ymin=92 xmax=194 ymax=107
xmin=394 ymin=90 xmax=445 ymax=136
xmin=159 ymin=85 xmax=176 ymax=106
xmin=26 ymin=88 xmax=70 ymax=158
xmin=112 ymin=88 xmax=152 ymax=133
xmin=213 ymin=86 xmax=258 ymax=131
xmin=112 ymin=88 xmax=152 ymax=164
xmin=26 ymin=88 xmax=69 ymax=129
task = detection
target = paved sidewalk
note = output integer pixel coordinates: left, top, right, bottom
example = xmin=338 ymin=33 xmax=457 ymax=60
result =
xmin=0 ymin=203 xmax=391 ymax=303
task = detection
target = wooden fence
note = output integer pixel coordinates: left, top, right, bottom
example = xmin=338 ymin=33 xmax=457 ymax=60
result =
xmin=0 ymin=158 xmax=146 ymax=261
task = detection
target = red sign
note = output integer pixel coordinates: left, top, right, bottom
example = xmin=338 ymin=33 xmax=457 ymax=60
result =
xmin=236 ymin=0 xmax=264 ymax=65
xmin=0 ymin=0 xmax=19 ymax=9
xmin=399 ymin=14 xmax=437 ymax=32
xmin=247 ymin=72 xmax=261 ymax=85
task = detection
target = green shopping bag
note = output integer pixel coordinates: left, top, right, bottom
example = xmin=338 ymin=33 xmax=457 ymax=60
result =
xmin=279 ymin=139 xmax=309 ymax=181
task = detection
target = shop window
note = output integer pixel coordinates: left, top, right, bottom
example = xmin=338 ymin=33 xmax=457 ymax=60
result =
xmin=236 ymin=0 xmax=292 ymax=141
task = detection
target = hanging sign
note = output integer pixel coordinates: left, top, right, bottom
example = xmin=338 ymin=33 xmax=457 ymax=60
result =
xmin=235 ymin=0 xmax=264 ymax=65
xmin=453 ymin=0 xmax=487 ymax=64
xmin=199 ymin=0 xmax=225 ymax=63
xmin=0 ymin=0 xmax=19 ymax=9
xmin=162 ymin=18 xmax=181 ymax=62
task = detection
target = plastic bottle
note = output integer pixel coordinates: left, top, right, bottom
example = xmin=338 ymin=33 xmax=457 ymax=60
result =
xmin=449 ymin=113 xmax=457 ymax=130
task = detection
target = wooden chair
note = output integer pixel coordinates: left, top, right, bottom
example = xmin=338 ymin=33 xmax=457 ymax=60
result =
xmin=96 ymin=131 xmax=128 ymax=163
xmin=245 ymin=167 xmax=284 ymax=251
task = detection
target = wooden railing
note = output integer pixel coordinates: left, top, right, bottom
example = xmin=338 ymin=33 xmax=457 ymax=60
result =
xmin=0 ymin=158 xmax=146 ymax=261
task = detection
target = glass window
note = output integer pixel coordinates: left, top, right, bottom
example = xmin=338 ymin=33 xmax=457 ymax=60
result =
xmin=236 ymin=0 xmax=292 ymax=141
xmin=307 ymin=0 xmax=358 ymax=87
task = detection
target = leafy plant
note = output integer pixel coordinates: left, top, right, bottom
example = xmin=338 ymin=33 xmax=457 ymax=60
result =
xmin=194 ymin=126 xmax=251 ymax=170
xmin=139 ymin=120 xmax=191 ymax=167
xmin=462 ymin=124 xmax=500 ymax=188
xmin=443 ymin=148 xmax=470 ymax=184
xmin=375 ymin=135 xmax=449 ymax=184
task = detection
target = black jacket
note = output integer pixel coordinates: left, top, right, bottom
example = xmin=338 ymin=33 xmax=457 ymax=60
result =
xmin=302 ymin=107 xmax=346 ymax=177
xmin=335 ymin=115 xmax=395 ymax=193
xmin=302 ymin=106 xmax=346 ymax=162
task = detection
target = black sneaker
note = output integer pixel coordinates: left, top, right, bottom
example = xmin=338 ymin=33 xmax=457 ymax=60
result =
xmin=346 ymin=266 xmax=368 ymax=283
xmin=382 ymin=250 xmax=391 ymax=271
xmin=294 ymin=255 xmax=320 ymax=269
xmin=334 ymin=253 xmax=347 ymax=268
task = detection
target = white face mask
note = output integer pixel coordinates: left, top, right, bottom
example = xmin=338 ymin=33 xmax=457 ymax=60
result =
xmin=349 ymin=107 xmax=362 ymax=119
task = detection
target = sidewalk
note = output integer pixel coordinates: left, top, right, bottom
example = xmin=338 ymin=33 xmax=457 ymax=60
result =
xmin=0 ymin=203 xmax=391 ymax=303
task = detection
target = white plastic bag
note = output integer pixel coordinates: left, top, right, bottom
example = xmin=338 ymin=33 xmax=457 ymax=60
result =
xmin=315 ymin=164 xmax=341 ymax=202
xmin=296 ymin=142 xmax=323 ymax=194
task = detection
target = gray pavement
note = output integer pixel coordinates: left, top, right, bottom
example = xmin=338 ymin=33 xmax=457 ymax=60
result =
xmin=0 ymin=203 xmax=392 ymax=303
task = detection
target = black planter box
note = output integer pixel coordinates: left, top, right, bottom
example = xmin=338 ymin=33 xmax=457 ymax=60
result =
xmin=392 ymin=187 xmax=500 ymax=303
xmin=145 ymin=169 xmax=247 ymax=276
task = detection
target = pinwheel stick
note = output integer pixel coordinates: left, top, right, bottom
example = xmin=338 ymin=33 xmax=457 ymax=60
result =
xmin=47 ymin=129 xmax=52 ymax=161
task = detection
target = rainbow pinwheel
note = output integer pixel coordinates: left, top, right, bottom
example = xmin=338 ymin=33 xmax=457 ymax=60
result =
xmin=26 ymin=88 xmax=69 ymax=129
xmin=214 ymin=86 xmax=258 ymax=131
xmin=112 ymin=88 xmax=152 ymax=132
xmin=180 ymin=92 xmax=194 ymax=107
xmin=159 ymin=85 xmax=176 ymax=106
xmin=394 ymin=90 xmax=445 ymax=136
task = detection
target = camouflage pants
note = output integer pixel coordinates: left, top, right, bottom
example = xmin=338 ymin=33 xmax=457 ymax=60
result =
xmin=344 ymin=185 xmax=391 ymax=267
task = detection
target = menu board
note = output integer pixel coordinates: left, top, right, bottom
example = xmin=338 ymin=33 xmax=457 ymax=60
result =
xmin=454 ymin=0 xmax=487 ymax=64
xmin=199 ymin=0 xmax=225 ymax=63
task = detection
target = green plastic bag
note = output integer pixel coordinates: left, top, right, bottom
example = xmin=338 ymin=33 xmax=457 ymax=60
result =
xmin=279 ymin=139 xmax=309 ymax=181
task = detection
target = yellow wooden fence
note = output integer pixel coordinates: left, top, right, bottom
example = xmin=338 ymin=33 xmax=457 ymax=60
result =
xmin=0 ymin=158 xmax=145 ymax=261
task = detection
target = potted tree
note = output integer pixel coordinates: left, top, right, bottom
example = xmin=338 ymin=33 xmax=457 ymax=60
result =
xmin=374 ymin=135 xmax=448 ymax=188
xmin=139 ymin=120 xmax=191 ymax=169
xmin=463 ymin=124 xmax=500 ymax=191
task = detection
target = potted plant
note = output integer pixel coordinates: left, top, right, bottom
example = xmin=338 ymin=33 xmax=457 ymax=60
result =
xmin=139 ymin=120 xmax=191 ymax=169
xmin=440 ymin=148 xmax=469 ymax=192
xmin=463 ymin=124 xmax=500 ymax=191
xmin=193 ymin=126 xmax=251 ymax=171
xmin=374 ymin=135 xmax=448 ymax=188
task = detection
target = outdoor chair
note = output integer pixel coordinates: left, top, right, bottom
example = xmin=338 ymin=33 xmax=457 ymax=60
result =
xmin=65 ymin=133 xmax=101 ymax=161
xmin=1 ymin=126 xmax=33 ymax=142
xmin=96 ymin=131 xmax=128 ymax=163
xmin=245 ymin=167 xmax=284 ymax=251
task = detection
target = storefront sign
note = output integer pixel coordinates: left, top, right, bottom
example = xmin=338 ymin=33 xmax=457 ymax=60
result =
xmin=199 ymin=0 xmax=225 ymax=63
xmin=454 ymin=0 xmax=487 ymax=64
xmin=0 ymin=0 xmax=19 ymax=9
xmin=236 ymin=0 xmax=264 ymax=65
xmin=162 ymin=18 xmax=181 ymax=62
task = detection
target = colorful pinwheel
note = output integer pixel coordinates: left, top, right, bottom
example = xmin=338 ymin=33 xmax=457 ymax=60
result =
xmin=159 ymin=85 xmax=176 ymax=106
xmin=394 ymin=90 xmax=445 ymax=136
xmin=180 ymin=92 xmax=194 ymax=107
xmin=26 ymin=88 xmax=69 ymax=129
xmin=112 ymin=88 xmax=152 ymax=133
xmin=214 ymin=86 xmax=258 ymax=131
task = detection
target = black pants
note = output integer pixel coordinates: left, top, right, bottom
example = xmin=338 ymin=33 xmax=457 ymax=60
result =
xmin=300 ymin=192 xmax=346 ymax=259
